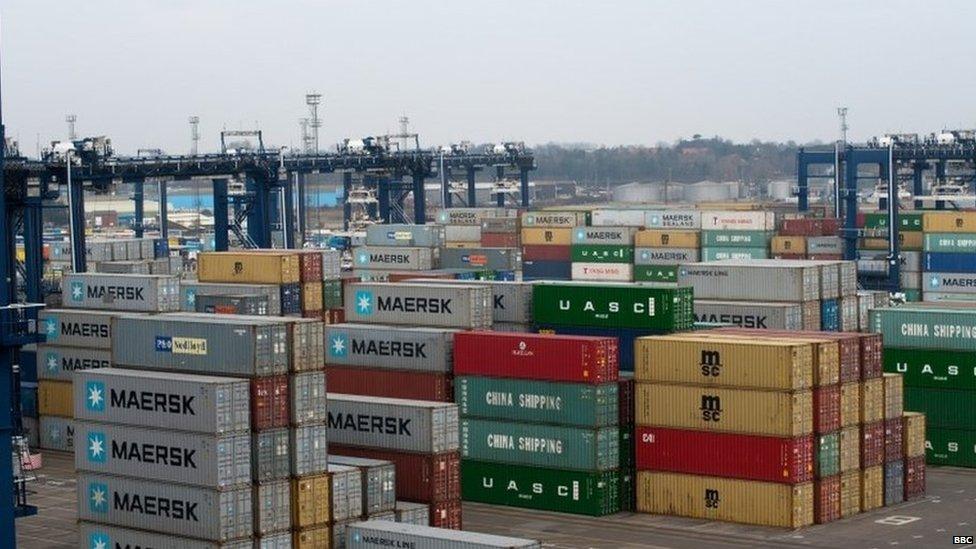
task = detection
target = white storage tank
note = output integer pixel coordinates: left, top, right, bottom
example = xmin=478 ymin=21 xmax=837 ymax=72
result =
xmin=612 ymin=182 xmax=664 ymax=203
xmin=683 ymin=181 xmax=731 ymax=203
xmin=767 ymin=180 xmax=793 ymax=200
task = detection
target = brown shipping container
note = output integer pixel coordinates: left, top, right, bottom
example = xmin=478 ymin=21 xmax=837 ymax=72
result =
xmin=429 ymin=499 xmax=463 ymax=530
xmin=291 ymin=474 xmax=332 ymax=528
xmin=904 ymin=455 xmax=926 ymax=500
xmin=902 ymin=412 xmax=926 ymax=458
xmin=481 ymin=233 xmax=519 ymax=248
xmin=813 ymin=385 xmax=841 ymax=434
xmin=839 ymin=471 xmax=861 ymax=517
xmin=858 ymin=334 xmax=883 ymax=380
xmin=251 ymin=375 xmax=290 ymax=430
xmin=839 ymin=426 xmax=860 ymax=473
xmin=38 ymin=380 xmax=73 ymax=417
xmin=325 ymin=366 xmax=453 ymax=402
xmin=256 ymin=249 xmax=324 ymax=282
xmin=802 ymin=301 xmax=821 ymax=331
xmin=293 ymin=524 xmax=332 ymax=549
xmin=329 ymin=445 xmax=460 ymax=503
xmin=772 ymin=236 xmax=807 ymax=255
xmin=198 ymin=251 xmax=300 ymax=284
xmin=840 ymin=382 xmax=860 ymax=428
xmin=694 ymin=333 xmax=839 ymax=387
xmin=636 ymin=471 xmax=814 ymax=528
xmin=711 ymin=328 xmax=854 ymax=384
xmin=636 ymin=383 xmax=813 ymax=437
xmin=302 ymin=282 xmax=323 ymax=312
xmin=521 ymin=228 xmax=572 ymax=246
xmin=521 ymin=245 xmax=571 ymax=262
xmin=884 ymin=418 xmax=904 ymax=463
xmin=814 ymin=476 xmax=841 ymax=524
xmin=860 ymin=378 xmax=884 ymax=423
xmin=883 ymin=373 xmax=903 ymax=419
xmin=634 ymin=230 xmax=700 ymax=248
xmin=861 ymin=465 xmax=883 ymax=511
xmin=861 ymin=421 xmax=884 ymax=468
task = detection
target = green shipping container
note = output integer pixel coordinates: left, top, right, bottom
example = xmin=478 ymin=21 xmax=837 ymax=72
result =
xmin=701 ymin=246 xmax=769 ymax=261
xmin=923 ymin=233 xmax=976 ymax=253
xmin=460 ymin=460 xmax=621 ymax=516
xmin=870 ymin=307 xmax=976 ymax=351
xmin=701 ymin=230 xmax=774 ymax=248
xmin=926 ymin=428 xmax=976 ymax=468
xmin=883 ymin=348 xmax=976 ymax=390
xmin=323 ymin=280 xmax=343 ymax=309
xmin=460 ymin=418 xmax=619 ymax=471
xmin=904 ymin=387 xmax=976 ymax=429
xmin=570 ymin=245 xmax=634 ymax=264
xmin=864 ymin=212 xmax=923 ymax=231
xmin=904 ymin=289 xmax=922 ymax=302
xmin=633 ymin=265 xmax=678 ymax=283
xmin=619 ymin=426 xmax=634 ymax=470
xmin=532 ymin=282 xmax=694 ymax=331
xmin=455 ymin=376 xmax=619 ymax=427
xmin=815 ymin=432 xmax=840 ymax=477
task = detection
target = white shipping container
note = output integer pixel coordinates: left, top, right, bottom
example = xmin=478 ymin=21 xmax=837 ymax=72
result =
xmin=924 ymin=272 xmax=976 ymax=294
xmin=571 ymin=262 xmax=634 ymax=282
xmin=290 ymin=423 xmax=329 ymax=476
xmin=180 ymin=281 xmax=283 ymax=315
xmin=693 ymin=300 xmax=803 ymax=330
xmin=36 ymin=344 xmax=112 ymax=381
xmin=590 ymin=209 xmax=645 ymax=227
xmin=393 ymin=501 xmax=430 ymax=525
xmin=38 ymin=309 xmax=118 ymax=349
xmin=409 ymin=280 xmax=533 ymax=324
xmin=436 ymin=208 xmax=517 ymax=225
xmin=700 ymin=210 xmax=776 ymax=231
xmin=922 ymin=291 xmax=976 ymax=303
xmin=322 ymin=249 xmax=343 ymax=280
xmin=678 ymin=262 xmax=820 ymax=302
xmin=634 ymin=247 xmax=700 ymax=265
xmin=291 ymin=371 xmax=328 ymax=425
xmin=62 ymin=273 xmax=180 ymax=312
xmin=253 ymin=480 xmax=291 ymax=535
xmin=900 ymin=270 xmax=922 ymax=290
xmin=326 ymin=394 xmax=459 ymax=453
xmin=344 ymin=282 xmax=492 ymax=329
xmin=329 ymin=455 xmax=397 ymax=515
xmin=444 ymin=225 xmax=482 ymax=242
xmin=78 ymin=523 xmax=252 ymax=549
xmin=346 ymin=521 xmax=541 ymax=549
xmin=329 ymin=464 xmax=365 ymax=521
xmin=325 ymin=324 xmax=456 ymax=373
xmin=39 ymin=415 xmax=74 ymax=452
xmin=643 ymin=209 xmax=701 ymax=229
xmin=571 ymin=226 xmax=636 ymax=245
xmin=252 ymin=429 xmax=291 ymax=482
xmin=353 ymin=246 xmax=437 ymax=271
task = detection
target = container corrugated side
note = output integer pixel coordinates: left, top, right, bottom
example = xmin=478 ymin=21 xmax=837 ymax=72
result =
xmin=861 ymin=465 xmax=883 ymax=511
xmin=325 ymin=324 xmax=455 ymax=372
xmin=78 ymin=523 xmax=252 ymax=549
xmin=456 ymin=377 xmax=618 ymax=427
xmin=634 ymin=247 xmax=699 ymax=265
xmin=925 ymin=427 xmax=976 ymax=467
xmin=366 ymin=224 xmax=444 ymax=247
xmin=346 ymin=520 xmax=541 ymax=549
xmin=439 ymin=248 xmax=521 ymax=271
xmin=521 ymin=211 xmax=589 ymax=228
xmin=571 ymin=262 xmax=633 ymax=282
xmin=692 ymin=300 xmax=803 ymax=330
xmin=571 ymin=226 xmax=636 ymax=245
xmin=412 ymin=280 xmax=534 ymax=324
xmin=290 ymin=423 xmax=330 ymax=477
xmin=198 ymin=251 xmax=300 ymax=284
xmin=195 ymin=293 xmax=270 ymax=316
xmin=326 ymin=366 xmax=453 ymax=402
xmin=869 ymin=307 xmax=976 ymax=351
xmin=353 ymin=246 xmax=437 ymax=271
xmin=532 ymin=281 xmax=694 ymax=331
xmin=393 ymin=501 xmax=429 ymax=525
xmin=329 ymin=445 xmax=460 ymax=503
xmin=840 ymin=382 xmax=860 ymax=428
xmin=677 ymin=262 xmax=820 ymax=302
xmin=62 ymin=273 xmax=180 ymax=312
xmin=181 ymin=282 xmax=282 ymax=315
xmin=38 ymin=309 xmax=117 ymax=349
xmin=453 ymin=331 xmax=618 ymax=384
xmin=701 ymin=230 xmax=773 ymax=247
xmin=643 ymin=209 xmax=701 ymax=229
xmin=329 ymin=464 xmax=365 ymax=522
xmin=38 ymin=380 xmax=72 ymax=417
xmin=460 ymin=418 xmax=618 ymax=471
xmin=904 ymin=387 xmax=976 ymax=429
xmin=839 ymin=470 xmax=860 ymax=517
xmin=36 ymin=344 xmax=111 ymax=381
xmin=344 ymin=282 xmax=492 ymax=329
xmin=326 ymin=394 xmax=459 ymax=453
xmin=39 ymin=415 xmax=74 ymax=451
xmin=253 ymin=480 xmax=291 ymax=535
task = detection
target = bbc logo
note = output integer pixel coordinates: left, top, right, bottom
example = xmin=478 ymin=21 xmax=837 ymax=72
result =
xmin=953 ymin=536 xmax=974 ymax=545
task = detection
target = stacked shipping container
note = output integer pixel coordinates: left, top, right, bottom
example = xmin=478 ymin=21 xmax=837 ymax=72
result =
xmin=570 ymin=226 xmax=636 ymax=281
xmin=921 ymin=212 xmax=976 ymax=304
xmin=521 ymin=211 xmax=585 ymax=281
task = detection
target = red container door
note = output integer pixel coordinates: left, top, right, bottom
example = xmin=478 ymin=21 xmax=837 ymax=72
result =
xmin=326 ymin=367 xmax=453 ymax=402
xmin=429 ymin=499 xmax=462 ymax=530
xmin=861 ymin=421 xmax=885 ymax=468
xmin=329 ymin=445 xmax=461 ymax=503
xmin=858 ymin=334 xmax=883 ymax=380
xmin=814 ymin=475 xmax=841 ymax=524
xmin=884 ymin=418 xmax=903 ymax=463
xmin=813 ymin=385 xmax=841 ymax=433
xmin=904 ymin=455 xmax=926 ymax=499
xmin=251 ymin=375 xmax=290 ymax=430
xmin=453 ymin=332 xmax=617 ymax=383
xmin=299 ymin=252 xmax=324 ymax=282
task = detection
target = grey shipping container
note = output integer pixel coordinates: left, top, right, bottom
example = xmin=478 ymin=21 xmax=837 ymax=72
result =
xmin=253 ymin=480 xmax=291 ymax=535
xmin=39 ymin=309 xmax=118 ymax=349
xmin=111 ymin=314 xmax=288 ymax=376
xmin=329 ymin=464 xmax=365 ymax=521
xmin=86 ymin=241 xmax=114 ymax=262
xmin=634 ymin=247 xmax=700 ymax=265
xmin=353 ymin=246 xmax=438 ymax=271
xmin=838 ymin=295 xmax=859 ymax=332
xmin=111 ymin=240 xmax=129 ymax=260
xmin=482 ymin=217 xmax=520 ymax=233
xmin=252 ymin=428 xmax=291 ymax=482
xmin=393 ymin=501 xmax=429 ymax=525
xmin=678 ymin=261 xmax=821 ymax=302
xmin=344 ymin=282 xmax=492 ymax=329
xmin=366 ymin=224 xmax=445 ymax=248
xmin=326 ymin=394 xmax=460 ymax=453
xmin=39 ymin=415 xmax=74 ymax=452
xmin=322 ymin=249 xmax=342 ymax=280
xmin=571 ymin=226 xmax=636 ymax=245
xmin=807 ymin=236 xmax=843 ymax=254
xmin=347 ymin=521 xmax=542 ymax=549
xmin=201 ymin=313 xmax=325 ymax=373
xmin=291 ymin=423 xmax=330 ymax=476
xmin=195 ymin=293 xmax=271 ymax=316
xmin=256 ymin=532 xmax=292 ymax=549
xmin=439 ymin=248 xmax=521 ymax=270
xmin=77 ymin=472 xmax=253 ymax=542
xmin=693 ymin=299 xmax=804 ymax=330
xmin=291 ymin=371 xmax=328 ymax=425
xmin=460 ymin=418 xmax=619 ymax=471
xmin=96 ymin=260 xmax=152 ymax=275
xmin=325 ymin=324 xmax=456 ymax=373
xmin=74 ymin=369 xmax=251 ymax=434
xmin=36 ymin=344 xmax=112 ymax=381
xmin=924 ymin=272 xmax=976 ymax=294
xmin=444 ymin=225 xmax=481 ymax=242
xmin=437 ymin=207 xmax=516 ymax=225
xmin=62 ymin=273 xmax=180 ymax=312
xmin=858 ymin=291 xmax=888 ymax=331
xmin=410 ymin=280 xmax=533 ymax=324
xmin=78 ymin=523 xmax=252 ymax=549
xmin=329 ymin=455 xmax=396 ymax=515
xmin=181 ymin=281 xmax=283 ymax=315
xmin=74 ymin=421 xmax=251 ymax=488
xmin=369 ymin=510 xmax=397 ymax=521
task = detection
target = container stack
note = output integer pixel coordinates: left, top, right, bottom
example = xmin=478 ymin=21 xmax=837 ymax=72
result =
xmin=481 ymin=216 xmax=521 ymax=248
xmin=454 ymin=332 xmax=623 ymax=516
xmin=437 ymin=207 xmax=517 ymax=249
xmin=921 ymin=211 xmax=976 ymax=304
xmin=772 ymin=217 xmax=842 ymax=260
xmin=700 ymin=210 xmax=775 ymax=261
xmin=633 ymin=227 xmax=700 ymax=284
xmin=520 ymin=211 xmax=582 ymax=281
xmin=196 ymin=251 xmax=304 ymax=316
xmin=570 ymin=226 xmax=636 ymax=282
xmin=439 ymin=247 xmax=521 ymax=281
xmin=354 ymin=224 xmax=443 ymax=280
xmin=859 ymin=212 xmax=924 ymax=301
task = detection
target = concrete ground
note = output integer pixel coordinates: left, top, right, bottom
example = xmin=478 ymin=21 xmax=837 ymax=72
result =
xmin=18 ymin=452 xmax=976 ymax=549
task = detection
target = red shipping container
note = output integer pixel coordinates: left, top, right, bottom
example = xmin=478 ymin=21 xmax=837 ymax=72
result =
xmin=855 ymin=212 xmax=866 ymax=228
xmin=808 ymin=253 xmax=843 ymax=261
xmin=636 ymin=426 xmax=814 ymax=484
xmin=296 ymin=250 xmax=324 ymax=282
xmin=323 ymin=308 xmax=344 ymax=325
xmin=773 ymin=253 xmax=807 ymax=260
xmin=861 ymin=421 xmax=885 ymax=468
xmin=453 ymin=331 xmax=618 ymax=383
xmin=387 ymin=271 xmax=457 ymax=282
xmin=618 ymin=375 xmax=635 ymax=427
xmin=780 ymin=218 xmax=824 ymax=237
xmin=821 ymin=218 xmax=841 ymax=235
xmin=428 ymin=499 xmax=462 ymax=530
xmin=814 ymin=475 xmax=841 ymax=524
xmin=858 ymin=334 xmax=883 ymax=380
xmin=711 ymin=328 xmax=861 ymax=382
xmin=904 ymin=455 xmax=926 ymax=500
xmin=481 ymin=233 xmax=519 ymax=248
xmin=251 ymin=375 xmax=289 ymax=430
xmin=813 ymin=384 xmax=841 ymax=434
xmin=326 ymin=366 xmax=453 ymax=402
xmin=522 ymin=245 xmax=571 ymax=262
xmin=884 ymin=418 xmax=904 ymax=463
xmin=329 ymin=445 xmax=460 ymax=503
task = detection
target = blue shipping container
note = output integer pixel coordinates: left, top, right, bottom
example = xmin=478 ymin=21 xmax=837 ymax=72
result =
xmin=820 ymin=299 xmax=839 ymax=332
xmin=280 ymin=283 xmax=302 ymax=314
xmin=925 ymin=252 xmax=976 ymax=273
xmin=523 ymin=260 xmax=571 ymax=281
xmin=153 ymin=238 xmax=170 ymax=259
xmin=20 ymin=350 xmax=36 ymax=383
xmin=534 ymin=324 xmax=666 ymax=371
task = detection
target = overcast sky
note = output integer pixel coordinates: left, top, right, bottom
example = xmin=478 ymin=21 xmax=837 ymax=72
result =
xmin=3 ymin=1 xmax=975 ymax=155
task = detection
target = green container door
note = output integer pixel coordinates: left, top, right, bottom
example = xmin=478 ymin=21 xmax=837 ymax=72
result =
xmin=455 ymin=377 xmax=619 ymax=427
xmin=883 ymin=348 xmax=976 ymax=390
xmin=864 ymin=212 xmax=923 ymax=231
xmin=701 ymin=247 xmax=769 ymax=261
xmin=923 ymin=233 xmax=976 ymax=253
xmin=461 ymin=460 xmax=621 ymax=516
xmin=634 ymin=265 xmax=678 ymax=283
xmin=323 ymin=280 xmax=343 ymax=309
xmin=532 ymin=282 xmax=694 ymax=330
xmin=570 ymin=245 xmax=634 ymax=264
xmin=460 ymin=418 xmax=619 ymax=471
xmin=870 ymin=308 xmax=976 ymax=351
xmin=926 ymin=428 xmax=976 ymax=467
xmin=701 ymin=230 xmax=774 ymax=247
xmin=904 ymin=387 xmax=976 ymax=429
xmin=815 ymin=432 xmax=840 ymax=477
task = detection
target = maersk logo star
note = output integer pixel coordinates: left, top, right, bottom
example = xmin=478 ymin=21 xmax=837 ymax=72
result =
xmin=88 ymin=482 xmax=109 ymax=513
xmin=930 ymin=276 xmax=939 ymax=288
xmin=575 ymin=229 xmax=585 ymax=241
xmin=70 ymin=281 xmax=85 ymax=301
xmin=89 ymin=532 xmax=109 ymax=549
xmin=185 ymin=288 xmax=197 ymax=306
xmin=330 ymin=333 xmax=348 ymax=357
xmin=47 ymin=425 xmax=61 ymax=442
xmin=46 ymin=353 xmax=59 ymax=373
xmin=45 ymin=317 xmax=58 ymax=339
xmin=357 ymin=252 xmax=369 ymax=265
xmin=649 ymin=215 xmax=660 ymax=225
xmin=355 ymin=291 xmax=373 ymax=315
xmin=87 ymin=432 xmax=107 ymax=463
xmin=86 ymin=381 xmax=106 ymax=412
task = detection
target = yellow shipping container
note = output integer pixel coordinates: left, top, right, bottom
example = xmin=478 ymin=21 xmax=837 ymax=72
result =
xmin=883 ymin=373 xmax=903 ymax=420
xmin=38 ymin=380 xmax=73 ymax=417
xmin=840 ymin=382 xmax=860 ymax=428
xmin=839 ymin=426 xmax=860 ymax=473
xmin=198 ymin=252 xmax=300 ymax=284
xmin=636 ymin=471 xmax=814 ymax=528
xmin=634 ymin=230 xmax=700 ymax=248
xmin=302 ymin=282 xmax=323 ymax=313
xmin=291 ymin=474 xmax=332 ymax=528
xmin=923 ymin=211 xmax=976 ymax=233
xmin=860 ymin=465 xmax=883 ymax=511
xmin=771 ymin=236 xmax=807 ymax=255
xmin=860 ymin=378 xmax=884 ymax=423
xmin=293 ymin=524 xmax=332 ymax=549
xmin=903 ymin=412 xmax=926 ymax=458
xmin=839 ymin=471 xmax=861 ymax=517
xmin=679 ymin=333 xmax=838 ymax=386
xmin=636 ymin=382 xmax=813 ymax=436
xmin=860 ymin=232 xmax=923 ymax=251
xmin=520 ymin=227 xmax=572 ymax=246
xmin=635 ymin=335 xmax=813 ymax=390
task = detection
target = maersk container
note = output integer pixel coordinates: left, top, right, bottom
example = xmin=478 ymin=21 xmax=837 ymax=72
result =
xmin=636 ymin=426 xmax=814 ymax=484
xmin=62 ymin=273 xmax=180 ymax=312
xmin=344 ymin=283 xmax=492 ymax=329
xmin=252 ymin=428 xmax=291 ymax=481
xmin=291 ymin=371 xmax=328 ymax=425
xmin=590 ymin=209 xmax=645 ymax=227
xmin=366 ymin=224 xmax=445 ymax=248
xmin=77 ymin=472 xmax=253 ymax=541
xmin=74 ymin=369 xmax=250 ymax=434
xmin=437 ymin=207 xmax=516 ymax=225
xmin=454 ymin=332 xmax=618 ymax=383
xmin=326 ymin=394 xmax=459 ymax=453
xmin=347 ymin=521 xmax=541 ymax=549
xmin=571 ymin=226 xmax=636 ymax=246
xmin=290 ymin=423 xmax=330 ymax=476
xmin=329 ymin=455 xmax=396 ymax=515
xmin=924 ymin=272 xmax=976 ymax=294
xmin=883 ymin=348 xmax=976 ymax=390
xmin=39 ymin=415 xmax=74 ymax=451
xmin=923 ymin=232 xmax=976 ymax=253
xmin=520 ymin=211 xmax=589 ymax=228
xmin=905 ymin=387 xmax=976 ymax=429
xmin=96 ymin=260 xmax=153 ymax=275
xmin=571 ymin=262 xmax=633 ymax=281
xmin=439 ymin=248 xmax=520 ymax=271
xmin=693 ymin=300 xmax=803 ymax=331
xmin=325 ymin=324 xmax=456 ymax=372
xmin=455 ymin=376 xmax=618 ymax=427
xmin=460 ymin=418 xmax=618 ymax=471
xmin=78 ymin=523 xmax=252 ymax=549
xmin=924 ymin=292 xmax=976 ymax=303
xmin=701 ymin=210 xmax=776 ymax=231
xmin=254 ymin=480 xmax=291 ymax=535
xmin=195 ymin=293 xmax=270 ymax=316
xmin=111 ymin=315 xmax=288 ymax=376
xmin=701 ymin=230 xmax=773 ymax=248
xmin=329 ymin=445 xmax=460 ymax=503
xmin=643 ymin=209 xmax=701 ymax=229
xmin=328 ymin=464 xmax=365 ymax=522
xmin=181 ymin=281 xmax=283 ymax=315
xmin=353 ymin=246 xmax=437 ymax=271
xmin=532 ymin=281 xmax=694 ymax=331
xmin=412 ymin=280 xmax=533 ymax=324
xmin=925 ymin=252 xmax=976 ymax=273
xmin=678 ymin=262 xmax=820 ymax=302
xmin=36 ymin=344 xmax=111 ymax=381
xmin=869 ymin=307 xmax=976 ymax=351
xmin=39 ymin=309 xmax=117 ymax=349
xmin=74 ymin=421 xmax=251 ymax=487
xmin=634 ymin=247 xmax=699 ymax=265
xmin=393 ymin=501 xmax=430 ymax=525
xmin=461 ymin=459 xmax=620 ymax=516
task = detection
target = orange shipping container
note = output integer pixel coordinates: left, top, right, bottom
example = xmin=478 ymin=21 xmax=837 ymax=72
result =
xmin=291 ymin=474 xmax=332 ymax=528
xmin=293 ymin=524 xmax=332 ymax=549
xmin=198 ymin=251 xmax=300 ymax=284
xmin=902 ymin=412 xmax=926 ymax=458
xmin=634 ymin=230 xmax=700 ymax=248
xmin=302 ymin=282 xmax=323 ymax=313
xmin=883 ymin=373 xmax=903 ymax=419
xmin=38 ymin=380 xmax=73 ymax=417
xmin=679 ymin=332 xmax=838 ymax=386
xmin=520 ymin=228 xmax=572 ymax=246
xmin=860 ymin=465 xmax=883 ymax=511
xmin=771 ymin=236 xmax=807 ymax=255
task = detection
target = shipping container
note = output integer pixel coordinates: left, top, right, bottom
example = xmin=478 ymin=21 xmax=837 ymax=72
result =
xmin=814 ymin=385 xmax=841 ymax=434
xmin=329 ymin=464 xmax=365 ymax=522
xmin=454 ymin=331 xmax=618 ymax=384
xmin=198 ymin=251 xmax=300 ymax=284
xmin=814 ymin=475 xmax=841 ymax=524
xmin=481 ymin=233 xmax=519 ymax=248
xmin=905 ymin=387 xmax=976 ymax=429
xmin=413 ymin=280 xmax=534 ymax=324
xmin=639 ymin=209 xmax=701 ymax=229
xmin=439 ymin=248 xmax=519 ymax=271
xmin=36 ymin=344 xmax=111 ymax=381
xmin=74 ymin=368 xmax=250 ymax=433
xmin=38 ymin=380 xmax=73 ymax=417
xmin=815 ymin=432 xmax=840 ymax=477
xmin=254 ymin=480 xmax=291 ymax=535
xmin=840 ymin=382 xmax=860 ymax=428
xmin=571 ymin=226 xmax=636 ymax=246
xmin=78 ymin=523 xmax=252 ymax=549
xmin=807 ymin=236 xmax=843 ymax=254
xmin=839 ymin=471 xmax=860 ymax=517
xmin=634 ymin=230 xmax=700 ymax=248
xmin=250 ymin=375 xmax=289 ymax=430
xmin=77 ymin=472 xmax=252 ymax=541
xmin=700 ymin=230 xmax=772 ymax=248
xmin=860 ymin=377 xmax=884 ymax=423
xmin=839 ymin=426 xmax=860 ymax=473
xmin=771 ymin=236 xmax=807 ymax=255
xmin=330 ymin=445 xmax=460 ymax=503
xmin=366 ymin=224 xmax=445 ymax=248
xmin=291 ymin=473 xmax=332 ymax=528
xmin=903 ymin=412 xmax=926 ymax=458
xmin=701 ymin=211 xmax=776 ymax=231
xmin=195 ymin=293 xmax=270 ymax=316
xmin=522 ymin=260 xmax=572 ymax=281
xmin=925 ymin=252 xmax=976 ymax=273
xmin=883 ymin=373 xmax=903 ymax=420
xmin=252 ymin=428 xmax=290 ymax=482
xmin=445 ymin=225 xmax=482 ymax=243
xmin=290 ymin=423 xmax=329 ymax=476
xmin=905 ymin=455 xmax=926 ymax=499
xmin=481 ymin=217 xmax=520 ymax=234
xmin=571 ymin=245 xmax=634 ymax=264
xmin=693 ymin=300 xmax=802 ymax=331
xmin=571 ymin=262 xmax=633 ymax=282
xmin=678 ymin=262 xmax=819 ymax=302
xmin=456 ymin=376 xmax=618 ymax=427
xmin=521 ymin=211 xmax=589 ymax=228
xmin=923 ymin=211 xmax=976 ymax=232
xmin=701 ymin=246 xmax=769 ymax=261
xmin=534 ymin=324 xmax=654 ymax=372
xmin=923 ymin=272 xmax=976 ymax=294
xmin=862 ymin=212 xmax=923 ymax=231
xmin=532 ymin=281 xmax=694 ymax=331
xmin=923 ymin=291 xmax=976 ymax=303
xmin=633 ymin=247 xmax=699 ymax=265
xmin=521 ymin=228 xmax=572 ymax=247
xmin=353 ymin=246 xmax=437 ymax=271
xmin=394 ymin=501 xmax=430 ymax=525
xmin=289 ymin=371 xmax=328 ymax=426
xmin=329 ymin=455 xmax=397 ymax=515
xmin=710 ymin=329 xmax=861 ymax=383
xmin=62 ymin=273 xmax=180 ymax=312
xmin=636 ymin=471 xmax=813 ymax=528
xmin=327 ymin=366 xmax=453 ymax=402
xmin=881 ymin=460 xmax=904 ymax=507
xmin=590 ymin=209 xmax=645 ymax=227
xmin=923 ymin=232 xmax=976 ymax=253
xmin=861 ymin=465 xmax=883 ymax=511
xmin=181 ymin=281 xmax=283 ymax=315
xmin=326 ymin=394 xmax=459 ymax=453
xmin=925 ymin=427 xmax=976 ymax=467
xmin=325 ymin=324 xmax=455 ymax=373
xmin=38 ymin=309 xmax=117 ymax=349
xmin=522 ymin=244 xmax=571 ymax=262
xmin=293 ymin=524 xmax=331 ymax=549
xmin=438 ymin=208 xmax=516 ymax=225
xmin=862 ymin=421 xmax=885 ymax=468
xmin=344 ymin=282 xmax=492 ymax=329
xmin=636 ymin=382 xmax=813 ymax=436
xmin=460 ymin=418 xmax=617 ymax=471
xmin=885 ymin=417 xmax=904 ymax=463
xmin=39 ymin=415 xmax=74 ymax=451
xmin=346 ymin=521 xmax=540 ymax=549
